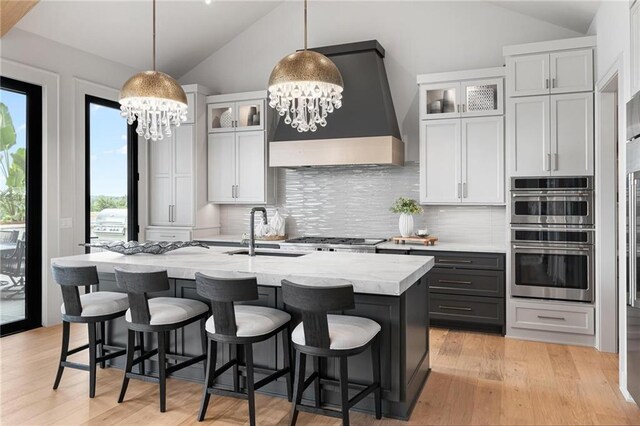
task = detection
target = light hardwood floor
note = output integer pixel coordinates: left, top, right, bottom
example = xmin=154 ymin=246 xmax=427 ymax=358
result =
xmin=1 ymin=324 xmax=639 ymax=425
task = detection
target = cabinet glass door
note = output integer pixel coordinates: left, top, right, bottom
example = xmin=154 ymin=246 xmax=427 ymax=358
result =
xmin=420 ymin=82 xmax=460 ymax=120
xmin=235 ymin=99 xmax=265 ymax=131
xmin=462 ymin=78 xmax=503 ymax=117
xmin=207 ymin=102 xmax=235 ymax=133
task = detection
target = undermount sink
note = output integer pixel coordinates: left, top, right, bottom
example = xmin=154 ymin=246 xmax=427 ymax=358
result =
xmin=225 ymin=249 xmax=306 ymax=258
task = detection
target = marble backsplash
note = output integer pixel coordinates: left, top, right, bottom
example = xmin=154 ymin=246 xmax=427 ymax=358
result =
xmin=219 ymin=162 xmax=507 ymax=245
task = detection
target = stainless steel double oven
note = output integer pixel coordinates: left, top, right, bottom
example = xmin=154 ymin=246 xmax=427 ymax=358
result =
xmin=510 ymin=177 xmax=594 ymax=302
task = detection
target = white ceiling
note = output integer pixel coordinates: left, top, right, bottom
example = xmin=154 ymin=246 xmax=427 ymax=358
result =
xmin=14 ymin=0 xmax=600 ymax=79
xmin=15 ymin=0 xmax=283 ymax=77
xmin=489 ymin=0 xmax=601 ymax=34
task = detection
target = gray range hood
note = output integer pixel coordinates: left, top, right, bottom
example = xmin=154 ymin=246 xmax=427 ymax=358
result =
xmin=269 ymin=40 xmax=404 ymax=167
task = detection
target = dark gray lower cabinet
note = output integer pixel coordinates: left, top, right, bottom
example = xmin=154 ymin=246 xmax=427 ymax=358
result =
xmin=96 ymin=273 xmax=430 ymax=420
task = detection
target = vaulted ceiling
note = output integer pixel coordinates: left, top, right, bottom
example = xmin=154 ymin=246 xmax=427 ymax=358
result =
xmin=11 ymin=0 xmax=601 ymax=79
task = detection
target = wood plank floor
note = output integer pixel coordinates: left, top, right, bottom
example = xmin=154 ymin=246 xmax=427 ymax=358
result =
xmin=1 ymin=324 xmax=639 ymax=425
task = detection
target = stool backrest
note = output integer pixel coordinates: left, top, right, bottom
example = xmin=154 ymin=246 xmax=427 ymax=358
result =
xmin=281 ymin=280 xmax=355 ymax=349
xmin=51 ymin=264 xmax=99 ymax=317
xmin=194 ymin=272 xmax=258 ymax=336
xmin=114 ymin=267 xmax=169 ymax=325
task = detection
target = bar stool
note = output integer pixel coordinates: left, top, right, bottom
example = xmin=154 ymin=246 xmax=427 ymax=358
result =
xmin=194 ymin=273 xmax=293 ymax=426
xmin=281 ymin=280 xmax=382 ymax=426
xmin=115 ymin=267 xmax=209 ymax=412
xmin=51 ymin=264 xmax=130 ymax=398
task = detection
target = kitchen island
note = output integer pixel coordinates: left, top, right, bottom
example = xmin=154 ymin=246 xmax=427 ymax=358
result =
xmin=52 ymin=247 xmax=434 ymax=419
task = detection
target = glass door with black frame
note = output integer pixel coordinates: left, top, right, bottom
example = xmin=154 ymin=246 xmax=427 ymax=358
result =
xmin=0 ymin=77 xmax=42 ymax=335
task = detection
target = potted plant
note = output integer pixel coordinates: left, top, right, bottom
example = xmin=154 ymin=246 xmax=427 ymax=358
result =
xmin=390 ymin=197 xmax=423 ymax=238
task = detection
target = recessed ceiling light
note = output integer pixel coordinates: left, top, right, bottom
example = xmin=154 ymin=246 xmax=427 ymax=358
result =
xmin=205 ymin=0 xmax=212 ymax=4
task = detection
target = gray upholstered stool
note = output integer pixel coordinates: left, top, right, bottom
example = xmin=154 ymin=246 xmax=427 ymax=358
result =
xmin=194 ymin=273 xmax=293 ymax=426
xmin=51 ymin=264 xmax=130 ymax=398
xmin=281 ymin=280 xmax=382 ymax=426
xmin=115 ymin=267 xmax=209 ymax=413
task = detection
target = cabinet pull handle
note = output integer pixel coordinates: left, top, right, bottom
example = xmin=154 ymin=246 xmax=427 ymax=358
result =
xmin=159 ymin=234 xmax=176 ymax=239
xmin=168 ymin=205 xmax=171 ymax=222
xmin=457 ymin=183 xmax=462 ymax=198
xmin=438 ymin=305 xmax=473 ymax=312
xmin=172 ymin=205 xmax=176 ymax=222
xmin=437 ymin=259 xmax=473 ymax=264
xmin=462 ymin=104 xmax=466 ymax=113
xmin=554 ymin=153 xmax=558 ymax=171
xmin=545 ymin=78 xmax=549 ymax=89
xmin=234 ymin=185 xmax=238 ymax=198
xmin=552 ymin=78 xmax=556 ymax=88
xmin=463 ymin=182 xmax=467 ymax=198
xmin=438 ymin=280 xmax=473 ymax=285
xmin=546 ymin=153 xmax=551 ymax=171
xmin=537 ymin=315 xmax=566 ymax=321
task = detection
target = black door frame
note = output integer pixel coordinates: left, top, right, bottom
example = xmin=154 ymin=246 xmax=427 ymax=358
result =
xmin=0 ymin=76 xmax=43 ymax=336
xmin=84 ymin=95 xmax=139 ymax=250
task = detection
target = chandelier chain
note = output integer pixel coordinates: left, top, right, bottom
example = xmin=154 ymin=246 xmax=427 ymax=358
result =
xmin=153 ymin=0 xmax=156 ymax=70
xmin=304 ymin=0 xmax=307 ymax=50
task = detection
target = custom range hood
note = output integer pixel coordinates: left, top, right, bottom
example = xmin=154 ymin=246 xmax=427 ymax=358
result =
xmin=269 ymin=40 xmax=404 ymax=167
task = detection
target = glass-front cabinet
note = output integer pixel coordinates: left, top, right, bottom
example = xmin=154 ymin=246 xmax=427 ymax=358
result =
xmin=207 ymin=99 xmax=264 ymax=133
xmin=420 ymin=78 xmax=503 ymax=120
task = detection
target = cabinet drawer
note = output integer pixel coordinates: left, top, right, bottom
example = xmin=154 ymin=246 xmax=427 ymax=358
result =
xmin=429 ymin=294 xmax=504 ymax=325
xmin=428 ymin=269 xmax=504 ymax=297
xmin=146 ymin=228 xmax=192 ymax=242
xmin=412 ymin=250 xmax=505 ymax=270
xmin=510 ymin=301 xmax=594 ymax=335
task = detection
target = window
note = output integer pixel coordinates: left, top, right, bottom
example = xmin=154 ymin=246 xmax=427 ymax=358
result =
xmin=0 ymin=76 xmax=42 ymax=335
xmin=85 ymin=95 xmax=138 ymax=251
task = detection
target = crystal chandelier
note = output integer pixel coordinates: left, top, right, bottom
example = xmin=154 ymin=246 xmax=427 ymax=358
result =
xmin=119 ymin=0 xmax=187 ymax=141
xmin=267 ymin=0 xmax=343 ymax=132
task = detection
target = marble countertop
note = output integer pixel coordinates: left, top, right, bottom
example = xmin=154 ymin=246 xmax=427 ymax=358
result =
xmin=52 ymin=246 xmax=434 ymax=296
xmin=375 ymin=241 xmax=508 ymax=253
xmin=197 ymin=234 xmax=507 ymax=254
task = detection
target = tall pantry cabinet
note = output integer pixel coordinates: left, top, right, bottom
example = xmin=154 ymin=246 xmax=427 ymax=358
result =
xmin=145 ymin=84 xmax=220 ymax=242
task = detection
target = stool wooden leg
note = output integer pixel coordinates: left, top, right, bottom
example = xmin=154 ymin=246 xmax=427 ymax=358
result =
xmin=245 ymin=344 xmax=256 ymax=426
xmin=339 ymin=356 xmax=350 ymax=426
xmin=200 ymin=318 xmax=207 ymax=377
xmin=158 ymin=331 xmax=167 ymax=413
xmin=99 ymin=321 xmax=106 ymax=369
xmin=282 ymin=328 xmax=293 ymax=402
xmin=88 ymin=322 xmax=97 ymax=398
xmin=290 ymin=351 xmax=306 ymax=426
xmin=231 ymin=344 xmax=239 ymax=393
xmin=198 ymin=339 xmax=216 ymax=422
xmin=372 ymin=337 xmax=382 ymax=419
xmin=53 ymin=320 xmax=70 ymax=390
xmin=118 ymin=329 xmax=135 ymax=403
xmin=313 ymin=356 xmax=321 ymax=408
xmin=137 ymin=332 xmax=145 ymax=375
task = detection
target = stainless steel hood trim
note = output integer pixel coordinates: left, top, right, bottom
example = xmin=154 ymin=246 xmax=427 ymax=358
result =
xmin=269 ymin=136 xmax=404 ymax=167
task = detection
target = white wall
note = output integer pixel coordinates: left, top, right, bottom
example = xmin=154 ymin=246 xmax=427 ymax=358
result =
xmin=588 ymin=0 xmax=634 ymax=401
xmin=0 ymin=28 xmax=140 ymax=326
xmin=180 ymin=0 xmax=581 ymax=161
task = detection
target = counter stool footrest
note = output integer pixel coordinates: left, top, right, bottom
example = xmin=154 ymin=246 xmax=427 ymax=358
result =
xmin=132 ymin=348 xmax=158 ymax=366
xmin=95 ymin=349 xmax=126 ymax=363
xmin=66 ymin=343 xmax=90 ymax=356
xmin=254 ymin=366 xmax=291 ymax=391
xmin=348 ymin=383 xmax=379 ymax=408
xmin=125 ymin=372 xmax=160 ymax=384
xmin=295 ymin=404 xmax=343 ymax=419
xmin=60 ymin=361 xmax=90 ymax=371
xmin=165 ymin=354 xmax=206 ymax=375
xmin=206 ymin=386 xmax=249 ymax=400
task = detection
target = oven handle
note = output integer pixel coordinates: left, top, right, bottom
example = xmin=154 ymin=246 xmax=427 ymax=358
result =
xmin=510 ymin=226 xmax=595 ymax=232
xmin=512 ymin=244 xmax=592 ymax=252
xmin=511 ymin=192 xmax=593 ymax=197
xmin=630 ymin=174 xmax=638 ymax=307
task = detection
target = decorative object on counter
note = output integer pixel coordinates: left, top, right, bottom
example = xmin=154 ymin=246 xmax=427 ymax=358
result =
xmin=269 ymin=209 xmax=286 ymax=236
xmin=416 ymin=229 xmax=429 ymax=237
xmin=82 ymin=240 xmax=209 ymax=255
xmin=118 ymin=0 xmax=187 ymax=141
xmin=390 ymin=197 xmax=423 ymax=238
xmin=392 ymin=235 xmax=438 ymax=246
xmin=267 ymin=0 xmax=343 ymax=133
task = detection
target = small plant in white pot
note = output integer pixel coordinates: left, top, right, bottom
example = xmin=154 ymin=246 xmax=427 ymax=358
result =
xmin=390 ymin=197 xmax=423 ymax=238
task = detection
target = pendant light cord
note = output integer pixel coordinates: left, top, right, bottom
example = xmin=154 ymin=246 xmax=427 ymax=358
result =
xmin=303 ymin=0 xmax=307 ymax=50
xmin=153 ymin=0 xmax=156 ymax=70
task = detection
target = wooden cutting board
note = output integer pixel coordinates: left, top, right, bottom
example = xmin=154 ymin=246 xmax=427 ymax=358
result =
xmin=391 ymin=235 xmax=438 ymax=246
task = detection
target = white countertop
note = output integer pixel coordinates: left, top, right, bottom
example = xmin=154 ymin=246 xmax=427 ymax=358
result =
xmin=375 ymin=241 xmax=508 ymax=253
xmin=52 ymin=246 xmax=434 ymax=296
xmin=197 ymin=235 xmax=507 ymax=253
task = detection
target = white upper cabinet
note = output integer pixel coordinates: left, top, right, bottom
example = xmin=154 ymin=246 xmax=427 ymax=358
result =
xmin=461 ymin=78 xmax=504 ymax=117
xmin=461 ymin=116 xmax=505 ymax=203
xmin=235 ymin=131 xmax=266 ymax=203
xmin=419 ymin=82 xmax=461 ymax=120
xmin=551 ymin=93 xmax=594 ymax=176
xmin=420 ymin=119 xmax=461 ymax=204
xmin=508 ymin=96 xmax=551 ymax=176
xmin=207 ymin=133 xmax=235 ymax=203
xmin=508 ymin=94 xmax=593 ymax=177
xmin=172 ymin=125 xmax=195 ymax=226
xmin=207 ymin=99 xmax=265 ymax=133
xmin=632 ymin=1 xmax=640 ymax=95
xmin=550 ymin=49 xmax=593 ymax=94
xmin=507 ymin=54 xmax=550 ymax=97
xmin=184 ymin=92 xmax=196 ymax=124
xmin=507 ymin=47 xmax=593 ymax=97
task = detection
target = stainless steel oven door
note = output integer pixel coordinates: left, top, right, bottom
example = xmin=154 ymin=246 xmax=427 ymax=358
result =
xmin=510 ymin=193 xmax=593 ymax=225
xmin=511 ymin=243 xmax=594 ymax=302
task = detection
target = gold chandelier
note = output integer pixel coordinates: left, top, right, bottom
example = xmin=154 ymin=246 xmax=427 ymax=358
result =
xmin=267 ymin=0 xmax=344 ymax=132
xmin=119 ymin=0 xmax=187 ymax=141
